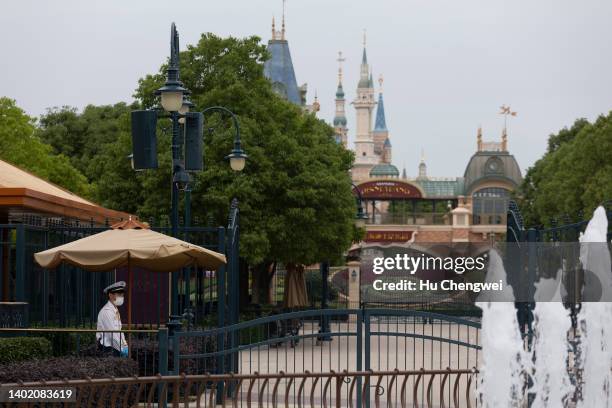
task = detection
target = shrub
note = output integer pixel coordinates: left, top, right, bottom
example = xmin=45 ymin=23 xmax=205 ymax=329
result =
xmin=37 ymin=331 xmax=96 ymax=357
xmin=0 ymin=337 xmax=52 ymax=364
xmin=305 ymin=270 xmax=339 ymax=304
xmin=0 ymin=356 xmax=138 ymax=383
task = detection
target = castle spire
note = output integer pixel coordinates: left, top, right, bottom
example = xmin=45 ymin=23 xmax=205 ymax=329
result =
xmin=333 ymin=51 xmax=348 ymax=146
xmin=281 ymin=0 xmax=286 ymax=40
xmin=374 ymin=75 xmax=387 ymax=131
xmin=418 ymin=149 xmax=428 ymax=179
xmin=358 ymin=30 xmax=370 ymax=88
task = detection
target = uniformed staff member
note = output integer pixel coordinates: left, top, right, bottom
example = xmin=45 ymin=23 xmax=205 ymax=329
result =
xmin=96 ymin=281 xmax=128 ymax=357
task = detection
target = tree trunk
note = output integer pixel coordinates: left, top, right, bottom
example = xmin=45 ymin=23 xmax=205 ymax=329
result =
xmin=283 ymin=262 xmax=309 ymax=309
xmin=251 ymin=261 xmax=275 ymax=305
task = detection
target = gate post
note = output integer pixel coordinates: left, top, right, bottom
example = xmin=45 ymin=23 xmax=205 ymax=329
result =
xmin=15 ymin=225 xmax=26 ymax=302
xmin=318 ymin=261 xmax=331 ymax=340
xmin=356 ymin=309 xmax=363 ymax=408
xmin=347 ymin=261 xmax=360 ymax=311
xmin=363 ymin=309 xmax=371 ymax=408
xmin=158 ymin=327 xmax=168 ymax=408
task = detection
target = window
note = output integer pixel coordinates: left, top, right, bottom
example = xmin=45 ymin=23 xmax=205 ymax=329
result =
xmin=472 ymin=187 xmax=509 ymax=225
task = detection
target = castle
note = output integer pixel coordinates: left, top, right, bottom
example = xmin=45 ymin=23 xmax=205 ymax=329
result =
xmin=264 ymin=16 xmax=523 ymax=245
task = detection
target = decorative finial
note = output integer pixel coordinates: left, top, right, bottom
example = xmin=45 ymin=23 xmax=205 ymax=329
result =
xmin=499 ymin=104 xmax=517 ymax=134
xmin=312 ymin=90 xmax=320 ymax=112
xmin=363 ymin=29 xmax=367 ymax=48
xmin=281 ymin=0 xmax=286 ymax=40
xmin=420 ymin=148 xmax=425 ymax=163
xmin=337 ymin=51 xmax=345 ymax=83
xmin=378 ymin=74 xmax=384 ymax=93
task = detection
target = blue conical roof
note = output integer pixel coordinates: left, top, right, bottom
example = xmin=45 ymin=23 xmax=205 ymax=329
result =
xmin=336 ymin=82 xmax=344 ymax=99
xmin=264 ymin=39 xmax=301 ymax=105
xmin=374 ymin=92 xmax=387 ymax=131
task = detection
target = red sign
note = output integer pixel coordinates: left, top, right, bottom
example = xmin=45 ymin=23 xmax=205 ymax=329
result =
xmin=365 ymin=230 xmax=414 ymax=243
xmin=355 ymin=181 xmax=422 ymax=199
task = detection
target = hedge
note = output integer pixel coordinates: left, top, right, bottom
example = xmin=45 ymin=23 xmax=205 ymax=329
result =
xmin=0 ymin=356 xmax=138 ymax=383
xmin=0 ymin=337 xmax=52 ymax=364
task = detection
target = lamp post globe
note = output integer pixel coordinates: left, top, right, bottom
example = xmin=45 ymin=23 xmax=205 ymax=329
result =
xmin=227 ymin=151 xmax=247 ymax=172
xmin=178 ymin=96 xmax=194 ymax=124
xmin=157 ymin=88 xmax=185 ymax=112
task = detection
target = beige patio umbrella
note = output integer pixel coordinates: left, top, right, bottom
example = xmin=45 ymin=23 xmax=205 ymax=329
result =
xmin=34 ymin=218 xmax=226 ymax=328
xmin=283 ymin=263 xmax=309 ymax=308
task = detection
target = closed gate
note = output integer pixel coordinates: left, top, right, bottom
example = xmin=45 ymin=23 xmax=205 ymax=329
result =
xmin=169 ymin=308 xmax=480 ymax=376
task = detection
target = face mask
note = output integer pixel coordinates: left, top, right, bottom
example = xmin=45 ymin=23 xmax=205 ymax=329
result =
xmin=114 ymin=296 xmax=124 ymax=307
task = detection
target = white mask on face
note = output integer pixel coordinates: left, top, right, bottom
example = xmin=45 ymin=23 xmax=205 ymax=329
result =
xmin=114 ymin=296 xmax=124 ymax=307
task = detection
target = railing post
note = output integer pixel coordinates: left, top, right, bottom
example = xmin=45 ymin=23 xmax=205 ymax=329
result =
xmin=216 ymin=227 xmax=226 ymax=375
xmin=158 ymin=327 xmax=168 ymax=408
xmin=364 ymin=309 xmax=371 ymax=408
xmin=15 ymin=225 xmax=25 ymax=302
xmin=356 ymin=309 xmax=363 ymax=408
xmin=159 ymin=327 xmax=168 ymax=375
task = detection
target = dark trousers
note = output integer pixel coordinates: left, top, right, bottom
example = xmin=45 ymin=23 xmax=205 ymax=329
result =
xmin=97 ymin=342 xmax=121 ymax=357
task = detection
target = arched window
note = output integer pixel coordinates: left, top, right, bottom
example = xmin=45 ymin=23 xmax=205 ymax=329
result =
xmin=472 ymin=187 xmax=510 ymax=225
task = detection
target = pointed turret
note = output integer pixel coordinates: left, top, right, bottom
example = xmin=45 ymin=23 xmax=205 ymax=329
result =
xmin=358 ymin=30 xmax=371 ymax=89
xmin=333 ymin=51 xmax=348 ymax=147
xmin=417 ymin=150 xmax=428 ymax=180
xmin=372 ymin=74 xmax=389 ymax=156
xmin=352 ymin=31 xmax=378 ymax=182
xmin=264 ymin=6 xmax=302 ymax=105
xmin=374 ymin=78 xmax=387 ymax=132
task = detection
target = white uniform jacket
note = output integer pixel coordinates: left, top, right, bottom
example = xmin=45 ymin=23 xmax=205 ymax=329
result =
xmin=96 ymin=301 xmax=127 ymax=351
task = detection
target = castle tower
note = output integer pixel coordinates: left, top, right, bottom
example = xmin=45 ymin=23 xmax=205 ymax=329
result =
xmin=351 ymin=32 xmax=377 ymax=182
xmin=382 ymin=138 xmax=392 ymax=164
xmin=372 ymin=74 xmax=388 ymax=156
xmin=333 ymin=52 xmax=348 ymax=147
xmin=264 ymin=5 xmax=302 ymax=105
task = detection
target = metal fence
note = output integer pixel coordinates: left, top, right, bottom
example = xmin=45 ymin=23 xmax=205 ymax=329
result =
xmin=170 ymin=308 xmax=481 ymax=378
xmin=0 ymin=221 xmax=227 ymax=329
xmin=0 ymin=327 xmax=167 ymax=378
xmin=1 ymin=368 xmax=480 ymax=407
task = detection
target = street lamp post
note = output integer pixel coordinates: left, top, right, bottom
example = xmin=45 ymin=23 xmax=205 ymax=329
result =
xmin=131 ymin=22 xmax=247 ymax=317
xmin=318 ymin=183 xmax=368 ymax=340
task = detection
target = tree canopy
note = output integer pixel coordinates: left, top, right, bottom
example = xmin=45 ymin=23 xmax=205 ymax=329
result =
xmin=35 ymin=33 xmax=358 ymax=269
xmin=518 ymin=112 xmax=612 ymax=226
xmin=0 ymin=97 xmax=90 ymax=198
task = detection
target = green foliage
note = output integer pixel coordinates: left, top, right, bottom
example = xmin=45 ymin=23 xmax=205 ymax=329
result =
xmin=37 ymin=33 xmax=356 ymax=267
xmin=0 ymin=337 xmax=52 ymax=364
xmin=518 ymin=113 xmax=612 ymax=226
xmin=305 ymin=270 xmax=339 ymax=303
xmin=0 ymin=98 xmax=90 ymax=197
xmin=37 ymin=331 xmax=97 ymax=357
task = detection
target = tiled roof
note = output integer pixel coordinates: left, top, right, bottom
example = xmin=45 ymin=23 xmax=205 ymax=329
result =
xmin=264 ymin=39 xmax=301 ymax=105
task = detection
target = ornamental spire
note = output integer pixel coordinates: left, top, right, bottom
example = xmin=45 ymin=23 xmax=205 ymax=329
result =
xmin=374 ymin=74 xmax=387 ymax=131
xmin=281 ymin=0 xmax=286 ymax=40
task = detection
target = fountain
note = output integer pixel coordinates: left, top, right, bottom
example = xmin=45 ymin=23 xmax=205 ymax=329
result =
xmin=477 ymin=206 xmax=611 ymax=407
xmin=577 ymin=206 xmax=612 ymax=408
xmin=477 ymin=251 xmax=528 ymax=407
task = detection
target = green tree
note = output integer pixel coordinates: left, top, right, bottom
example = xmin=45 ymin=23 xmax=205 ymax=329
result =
xmin=133 ymin=33 xmax=357 ymax=304
xmin=35 ymin=34 xmax=358 ymax=305
xmin=518 ymin=113 xmax=612 ymax=226
xmin=0 ymin=97 xmax=90 ymax=198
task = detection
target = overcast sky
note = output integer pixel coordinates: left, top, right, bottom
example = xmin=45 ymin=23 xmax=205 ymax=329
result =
xmin=2 ymin=0 xmax=611 ymax=177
